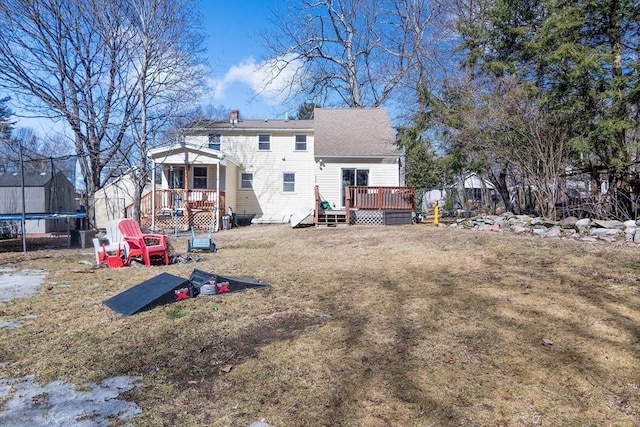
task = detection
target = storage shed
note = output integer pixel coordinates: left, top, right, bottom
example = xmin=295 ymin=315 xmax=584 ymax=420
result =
xmin=0 ymin=170 xmax=78 ymax=233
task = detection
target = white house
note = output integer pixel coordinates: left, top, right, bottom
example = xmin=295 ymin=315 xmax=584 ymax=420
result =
xmin=142 ymin=108 xmax=404 ymax=230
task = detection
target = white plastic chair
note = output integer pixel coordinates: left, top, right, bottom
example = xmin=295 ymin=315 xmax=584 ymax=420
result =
xmin=93 ymin=219 xmax=129 ymax=267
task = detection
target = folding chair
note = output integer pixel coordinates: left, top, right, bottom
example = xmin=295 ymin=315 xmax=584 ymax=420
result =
xmin=187 ymin=227 xmax=217 ymax=252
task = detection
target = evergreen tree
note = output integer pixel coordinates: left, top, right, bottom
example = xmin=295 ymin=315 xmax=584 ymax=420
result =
xmin=0 ymin=96 xmax=13 ymax=141
xmin=458 ymin=0 xmax=640 ymax=217
xmin=296 ymin=102 xmax=318 ymax=120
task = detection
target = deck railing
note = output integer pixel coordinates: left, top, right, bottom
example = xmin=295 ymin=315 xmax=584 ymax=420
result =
xmin=315 ymin=185 xmax=415 ymax=225
xmin=127 ymin=189 xmax=225 ymax=218
xmin=346 ymin=186 xmax=415 ymax=210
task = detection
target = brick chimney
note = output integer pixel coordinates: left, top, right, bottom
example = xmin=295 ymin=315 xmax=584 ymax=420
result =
xmin=230 ymin=110 xmax=239 ymax=124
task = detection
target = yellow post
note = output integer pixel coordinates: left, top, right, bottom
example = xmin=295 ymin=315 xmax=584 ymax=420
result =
xmin=434 ymin=201 xmax=439 ymax=226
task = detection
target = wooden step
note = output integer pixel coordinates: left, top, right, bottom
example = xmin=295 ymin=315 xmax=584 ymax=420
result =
xmin=317 ymin=210 xmax=347 ymax=225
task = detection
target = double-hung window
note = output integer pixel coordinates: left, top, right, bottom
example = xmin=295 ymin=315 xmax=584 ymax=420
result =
xmin=295 ymin=134 xmax=307 ymax=151
xmin=240 ymin=172 xmax=254 ymax=190
xmin=193 ymin=166 xmax=207 ymax=189
xmin=208 ymin=134 xmax=221 ymax=150
xmin=283 ymin=172 xmax=295 ymax=192
xmin=258 ymin=134 xmax=270 ymax=151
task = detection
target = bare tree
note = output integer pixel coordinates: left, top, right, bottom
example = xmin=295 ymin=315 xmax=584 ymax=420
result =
xmin=492 ymin=81 xmax=566 ymax=218
xmin=262 ymin=0 xmax=419 ymax=108
xmin=122 ymin=0 xmax=206 ymax=221
xmin=450 ymin=78 xmax=567 ymax=217
xmin=0 ymin=0 xmax=138 ymax=204
xmin=0 ymin=0 xmax=206 ymax=225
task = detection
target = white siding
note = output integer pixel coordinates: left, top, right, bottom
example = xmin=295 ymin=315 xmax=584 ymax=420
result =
xmin=224 ymin=163 xmax=237 ymax=216
xmin=225 ymin=131 xmax=316 ymax=223
xmin=315 ymin=158 xmax=400 ymax=208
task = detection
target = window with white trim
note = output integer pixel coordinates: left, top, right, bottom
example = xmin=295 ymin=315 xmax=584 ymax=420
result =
xmin=169 ymin=167 xmax=184 ymax=189
xmin=240 ymin=172 xmax=254 ymax=190
xmin=193 ymin=166 xmax=207 ymax=189
xmin=295 ymin=134 xmax=307 ymax=151
xmin=283 ymin=172 xmax=295 ymax=192
xmin=208 ymin=133 xmax=221 ymax=150
xmin=258 ymin=134 xmax=270 ymax=150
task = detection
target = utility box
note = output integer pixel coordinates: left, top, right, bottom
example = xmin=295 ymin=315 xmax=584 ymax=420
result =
xmin=70 ymin=229 xmax=96 ymax=248
xmin=383 ymin=210 xmax=413 ymax=225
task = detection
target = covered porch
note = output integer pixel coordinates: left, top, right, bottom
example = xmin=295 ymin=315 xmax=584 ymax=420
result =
xmin=129 ymin=188 xmax=226 ymax=231
xmin=142 ymin=143 xmax=239 ymax=231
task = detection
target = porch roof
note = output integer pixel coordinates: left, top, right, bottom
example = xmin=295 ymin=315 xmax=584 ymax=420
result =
xmin=147 ymin=142 xmax=240 ymax=166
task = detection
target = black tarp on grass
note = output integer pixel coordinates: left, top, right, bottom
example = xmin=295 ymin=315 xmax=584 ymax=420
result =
xmin=103 ymin=272 xmax=194 ymax=316
xmin=104 ymin=269 xmax=268 ymax=316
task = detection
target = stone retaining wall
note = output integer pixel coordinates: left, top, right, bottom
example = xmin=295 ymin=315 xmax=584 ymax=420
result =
xmin=448 ymin=213 xmax=640 ymax=244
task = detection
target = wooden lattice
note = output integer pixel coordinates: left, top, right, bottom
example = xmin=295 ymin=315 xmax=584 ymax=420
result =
xmin=140 ymin=209 xmax=219 ymax=232
xmin=353 ymin=210 xmax=384 ymax=225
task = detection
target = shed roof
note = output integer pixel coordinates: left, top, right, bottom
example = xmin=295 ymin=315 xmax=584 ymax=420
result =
xmin=313 ymin=108 xmax=398 ymax=158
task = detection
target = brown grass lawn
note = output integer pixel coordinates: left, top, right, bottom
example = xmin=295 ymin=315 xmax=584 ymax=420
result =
xmin=0 ymin=224 xmax=639 ymax=426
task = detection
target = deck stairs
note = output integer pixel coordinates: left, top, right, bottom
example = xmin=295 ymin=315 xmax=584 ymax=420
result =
xmin=316 ymin=210 xmax=348 ymax=226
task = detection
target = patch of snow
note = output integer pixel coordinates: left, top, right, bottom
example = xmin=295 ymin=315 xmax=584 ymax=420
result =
xmin=0 ymin=270 xmax=46 ymax=302
xmin=0 ymin=375 xmax=142 ymax=426
xmin=0 ymin=315 xmax=38 ymax=330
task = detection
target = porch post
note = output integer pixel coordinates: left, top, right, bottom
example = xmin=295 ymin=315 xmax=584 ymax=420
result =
xmin=184 ymin=157 xmax=190 ymax=230
xmin=215 ymin=158 xmax=220 ymax=232
xmin=151 ymin=159 xmax=156 ymax=231
xmin=345 ymin=186 xmax=351 ymax=225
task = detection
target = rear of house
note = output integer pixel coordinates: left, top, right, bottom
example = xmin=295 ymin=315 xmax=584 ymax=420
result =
xmin=140 ymin=108 xmax=402 ymax=230
xmin=313 ymin=108 xmax=402 ymax=210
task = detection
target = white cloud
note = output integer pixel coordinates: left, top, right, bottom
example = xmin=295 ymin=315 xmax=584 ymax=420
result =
xmin=209 ymin=54 xmax=304 ymax=105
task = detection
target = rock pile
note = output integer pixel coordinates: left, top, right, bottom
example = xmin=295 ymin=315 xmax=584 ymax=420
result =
xmin=448 ymin=213 xmax=640 ymax=243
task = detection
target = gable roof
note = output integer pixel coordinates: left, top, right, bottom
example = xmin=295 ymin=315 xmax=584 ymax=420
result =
xmin=314 ymin=108 xmax=399 ymax=158
xmin=181 ymin=108 xmax=399 ymax=158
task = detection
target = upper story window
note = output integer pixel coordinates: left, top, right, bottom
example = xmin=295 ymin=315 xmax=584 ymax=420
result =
xmin=208 ymin=133 xmax=221 ymax=150
xmin=258 ymin=134 xmax=270 ymax=151
xmin=283 ymin=172 xmax=295 ymax=192
xmin=295 ymin=134 xmax=307 ymax=151
xmin=240 ymin=172 xmax=253 ymax=190
xmin=193 ymin=166 xmax=207 ymax=189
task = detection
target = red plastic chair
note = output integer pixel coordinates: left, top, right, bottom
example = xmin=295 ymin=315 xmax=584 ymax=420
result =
xmin=117 ymin=219 xmax=170 ymax=266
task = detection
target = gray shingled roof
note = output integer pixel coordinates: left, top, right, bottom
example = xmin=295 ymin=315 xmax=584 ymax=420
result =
xmin=183 ymin=108 xmax=399 ymax=158
xmin=313 ymin=108 xmax=399 ymax=158
xmin=185 ymin=118 xmax=313 ymax=133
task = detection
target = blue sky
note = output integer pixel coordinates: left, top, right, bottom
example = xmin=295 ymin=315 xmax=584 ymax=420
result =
xmin=200 ymin=0 xmax=300 ymax=120
xmin=15 ymin=1 xmax=296 ymax=134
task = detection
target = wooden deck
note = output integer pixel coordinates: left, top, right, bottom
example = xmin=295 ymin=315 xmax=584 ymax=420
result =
xmin=315 ymin=186 xmax=415 ymax=226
